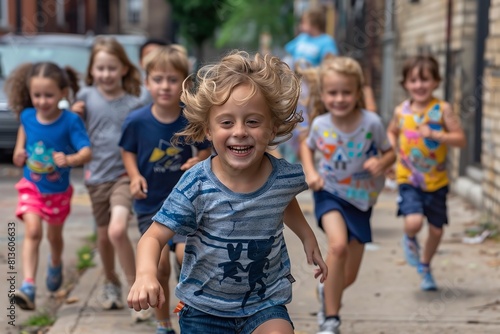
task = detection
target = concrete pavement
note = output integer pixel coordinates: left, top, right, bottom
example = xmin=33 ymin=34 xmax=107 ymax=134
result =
xmin=1 ymin=162 xmax=500 ymax=333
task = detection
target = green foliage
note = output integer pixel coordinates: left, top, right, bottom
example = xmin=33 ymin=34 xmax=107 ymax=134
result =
xmin=169 ymin=0 xmax=226 ymax=48
xmin=22 ymin=312 xmax=55 ymax=327
xmin=76 ymin=244 xmax=95 ymax=271
xmin=216 ymin=0 xmax=295 ymax=49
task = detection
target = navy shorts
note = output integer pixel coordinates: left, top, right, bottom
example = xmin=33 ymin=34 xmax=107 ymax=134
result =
xmin=313 ymin=190 xmax=373 ymax=244
xmin=137 ymin=212 xmax=186 ymax=250
xmin=397 ymin=184 xmax=449 ymax=228
xmin=178 ymin=304 xmax=293 ymax=334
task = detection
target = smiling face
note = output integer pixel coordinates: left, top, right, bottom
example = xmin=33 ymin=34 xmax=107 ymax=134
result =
xmin=206 ymin=84 xmax=276 ymax=174
xmin=320 ymin=71 xmax=361 ymax=119
xmin=145 ymin=66 xmax=183 ymax=111
xmin=403 ymin=66 xmax=439 ymax=106
xmin=90 ymin=50 xmax=128 ymax=95
xmin=29 ymin=77 xmax=66 ymax=122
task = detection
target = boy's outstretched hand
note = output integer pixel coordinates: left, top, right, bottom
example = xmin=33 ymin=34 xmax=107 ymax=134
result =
xmin=303 ymin=237 xmax=328 ymax=283
xmin=127 ymin=276 xmax=165 ymax=311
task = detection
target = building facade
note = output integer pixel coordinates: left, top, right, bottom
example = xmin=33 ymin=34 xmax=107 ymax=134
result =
xmin=0 ymin=0 xmax=173 ymax=41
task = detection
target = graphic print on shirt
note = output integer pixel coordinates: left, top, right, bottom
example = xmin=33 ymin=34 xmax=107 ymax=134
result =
xmin=218 ymin=243 xmax=245 ymax=284
xmin=398 ymin=101 xmax=447 ymax=189
xmin=316 ymin=129 xmax=378 ymax=201
xmin=26 ymin=141 xmax=60 ymax=182
xmin=241 ymin=236 xmax=275 ymax=309
xmin=192 ymin=236 xmax=276 ymax=309
xmin=149 ymin=139 xmax=184 ymax=173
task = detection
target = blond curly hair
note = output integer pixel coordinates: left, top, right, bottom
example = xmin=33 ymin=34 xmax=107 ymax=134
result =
xmin=175 ymin=50 xmax=302 ymax=146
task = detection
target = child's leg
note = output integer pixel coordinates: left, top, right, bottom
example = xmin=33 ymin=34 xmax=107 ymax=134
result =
xmin=155 ymin=246 xmax=174 ymax=331
xmin=97 ymin=225 xmax=119 ymax=284
xmin=22 ymin=213 xmax=43 ymax=282
xmin=322 ymin=210 xmax=349 ymax=318
xmin=108 ymin=205 xmax=136 ymax=287
xmin=46 ymin=224 xmax=64 ymax=267
xmin=343 ymin=239 xmax=365 ymax=289
xmin=174 ymin=242 xmax=185 ymax=267
xmin=422 ymin=224 xmax=443 ymax=264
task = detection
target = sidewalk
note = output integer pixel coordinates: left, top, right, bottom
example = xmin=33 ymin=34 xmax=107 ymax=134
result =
xmin=1 ymin=161 xmax=499 ymax=333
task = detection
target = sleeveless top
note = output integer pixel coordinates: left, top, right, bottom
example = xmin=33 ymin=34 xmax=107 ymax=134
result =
xmin=395 ymin=98 xmax=448 ymax=191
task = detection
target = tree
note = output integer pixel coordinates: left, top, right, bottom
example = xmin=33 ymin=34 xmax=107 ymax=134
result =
xmin=216 ymin=0 xmax=295 ymax=52
xmin=168 ymin=0 xmax=227 ymax=65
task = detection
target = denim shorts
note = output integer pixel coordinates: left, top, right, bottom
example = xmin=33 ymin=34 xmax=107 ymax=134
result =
xmin=137 ymin=212 xmax=186 ymax=250
xmin=178 ymin=304 xmax=293 ymax=334
xmin=397 ymin=184 xmax=449 ymax=228
xmin=314 ymin=190 xmax=373 ymax=244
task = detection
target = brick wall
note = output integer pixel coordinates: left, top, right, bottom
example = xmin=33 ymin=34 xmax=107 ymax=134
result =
xmin=482 ymin=0 xmax=500 ymax=220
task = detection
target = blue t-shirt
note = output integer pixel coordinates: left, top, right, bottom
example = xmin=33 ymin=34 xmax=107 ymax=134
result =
xmin=153 ymin=154 xmax=308 ymax=317
xmin=119 ymin=104 xmax=210 ymax=215
xmin=285 ymin=33 xmax=339 ymax=67
xmin=21 ymin=108 xmax=90 ymax=194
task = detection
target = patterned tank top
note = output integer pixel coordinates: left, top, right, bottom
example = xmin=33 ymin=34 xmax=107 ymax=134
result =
xmin=395 ymin=98 xmax=448 ymax=191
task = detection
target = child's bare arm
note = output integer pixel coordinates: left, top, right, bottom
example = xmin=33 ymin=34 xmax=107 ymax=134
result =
xmin=128 ymin=222 xmax=175 ymax=311
xmin=299 ymin=140 xmax=324 ymax=191
xmin=363 ymin=148 xmax=396 ymax=177
xmin=71 ymin=101 xmax=86 ymax=118
xmin=284 ymin=198 xmax=327 ymax=282
xmin=53 ymin=146 xmax=91 ymax=168
xmin=122 ymin=149 xmax=147 ymax=199
xmin=13 ymin=126 xmax=26 ymax=167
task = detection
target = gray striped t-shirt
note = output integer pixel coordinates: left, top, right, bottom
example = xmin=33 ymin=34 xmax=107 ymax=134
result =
xmin=153 ymin=154 xmax=308 ymax=317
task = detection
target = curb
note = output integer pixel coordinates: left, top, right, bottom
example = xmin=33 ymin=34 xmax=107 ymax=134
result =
xmin=47 ymin=265 xmax=102 ymax=334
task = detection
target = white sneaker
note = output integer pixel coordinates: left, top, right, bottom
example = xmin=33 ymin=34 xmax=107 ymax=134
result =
xmin=317 ymin=317 xmax=341 ymax=334
xmin=98 ymin=281 xmax=124 ymax=310
xmin=131 ymin=307 xmax=154 ymax=322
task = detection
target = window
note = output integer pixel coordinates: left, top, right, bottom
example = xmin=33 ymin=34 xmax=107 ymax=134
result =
xmin=128 ymin=0 xmax=142 ymax=24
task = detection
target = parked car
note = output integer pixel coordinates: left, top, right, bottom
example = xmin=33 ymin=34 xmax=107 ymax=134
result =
xmin=0 ymin=33 xmax=146 ymax=157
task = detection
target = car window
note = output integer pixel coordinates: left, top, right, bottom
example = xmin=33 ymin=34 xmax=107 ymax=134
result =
xmin=0 ymin=44 xmax=90 ymax=77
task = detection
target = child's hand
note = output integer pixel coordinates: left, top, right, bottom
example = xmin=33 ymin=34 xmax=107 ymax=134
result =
xmin=418 ymin=124 xmax=433 ymax=138
xmin=13 ymin=148 xmax=27 ymax=167
xmin=130 ymin=176 xmax=148 ymax=199
xmin=127 ymin=276 xmax=165 ymax=311
xmin=363 ymin=157 xmax=384 ymax=177
xmin=71 ymin=101 xmax=86 ymax=117
xmin=180 ymin=157 xmax=201 ymax=171
xmin=303 ymin=236 xmax=328 ymax=283
xmin=305 ymin=171 xmax=324 ymax=191
xmin=53 ymin=152 xmax=69 ymax=167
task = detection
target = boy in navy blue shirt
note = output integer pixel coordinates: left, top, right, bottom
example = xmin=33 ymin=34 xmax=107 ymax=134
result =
xmin=120 ymin=45 xmax=211 ymax=334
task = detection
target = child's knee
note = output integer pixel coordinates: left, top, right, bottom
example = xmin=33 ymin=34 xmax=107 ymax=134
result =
xmin=107 ymin=224 xmax=128 ymax=243
xmin=405 ymin=214 xmax=424 ymax=231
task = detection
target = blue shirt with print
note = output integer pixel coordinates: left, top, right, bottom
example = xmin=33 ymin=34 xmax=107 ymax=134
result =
xmin=21 ymin=108 xmax=90 ymax=194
